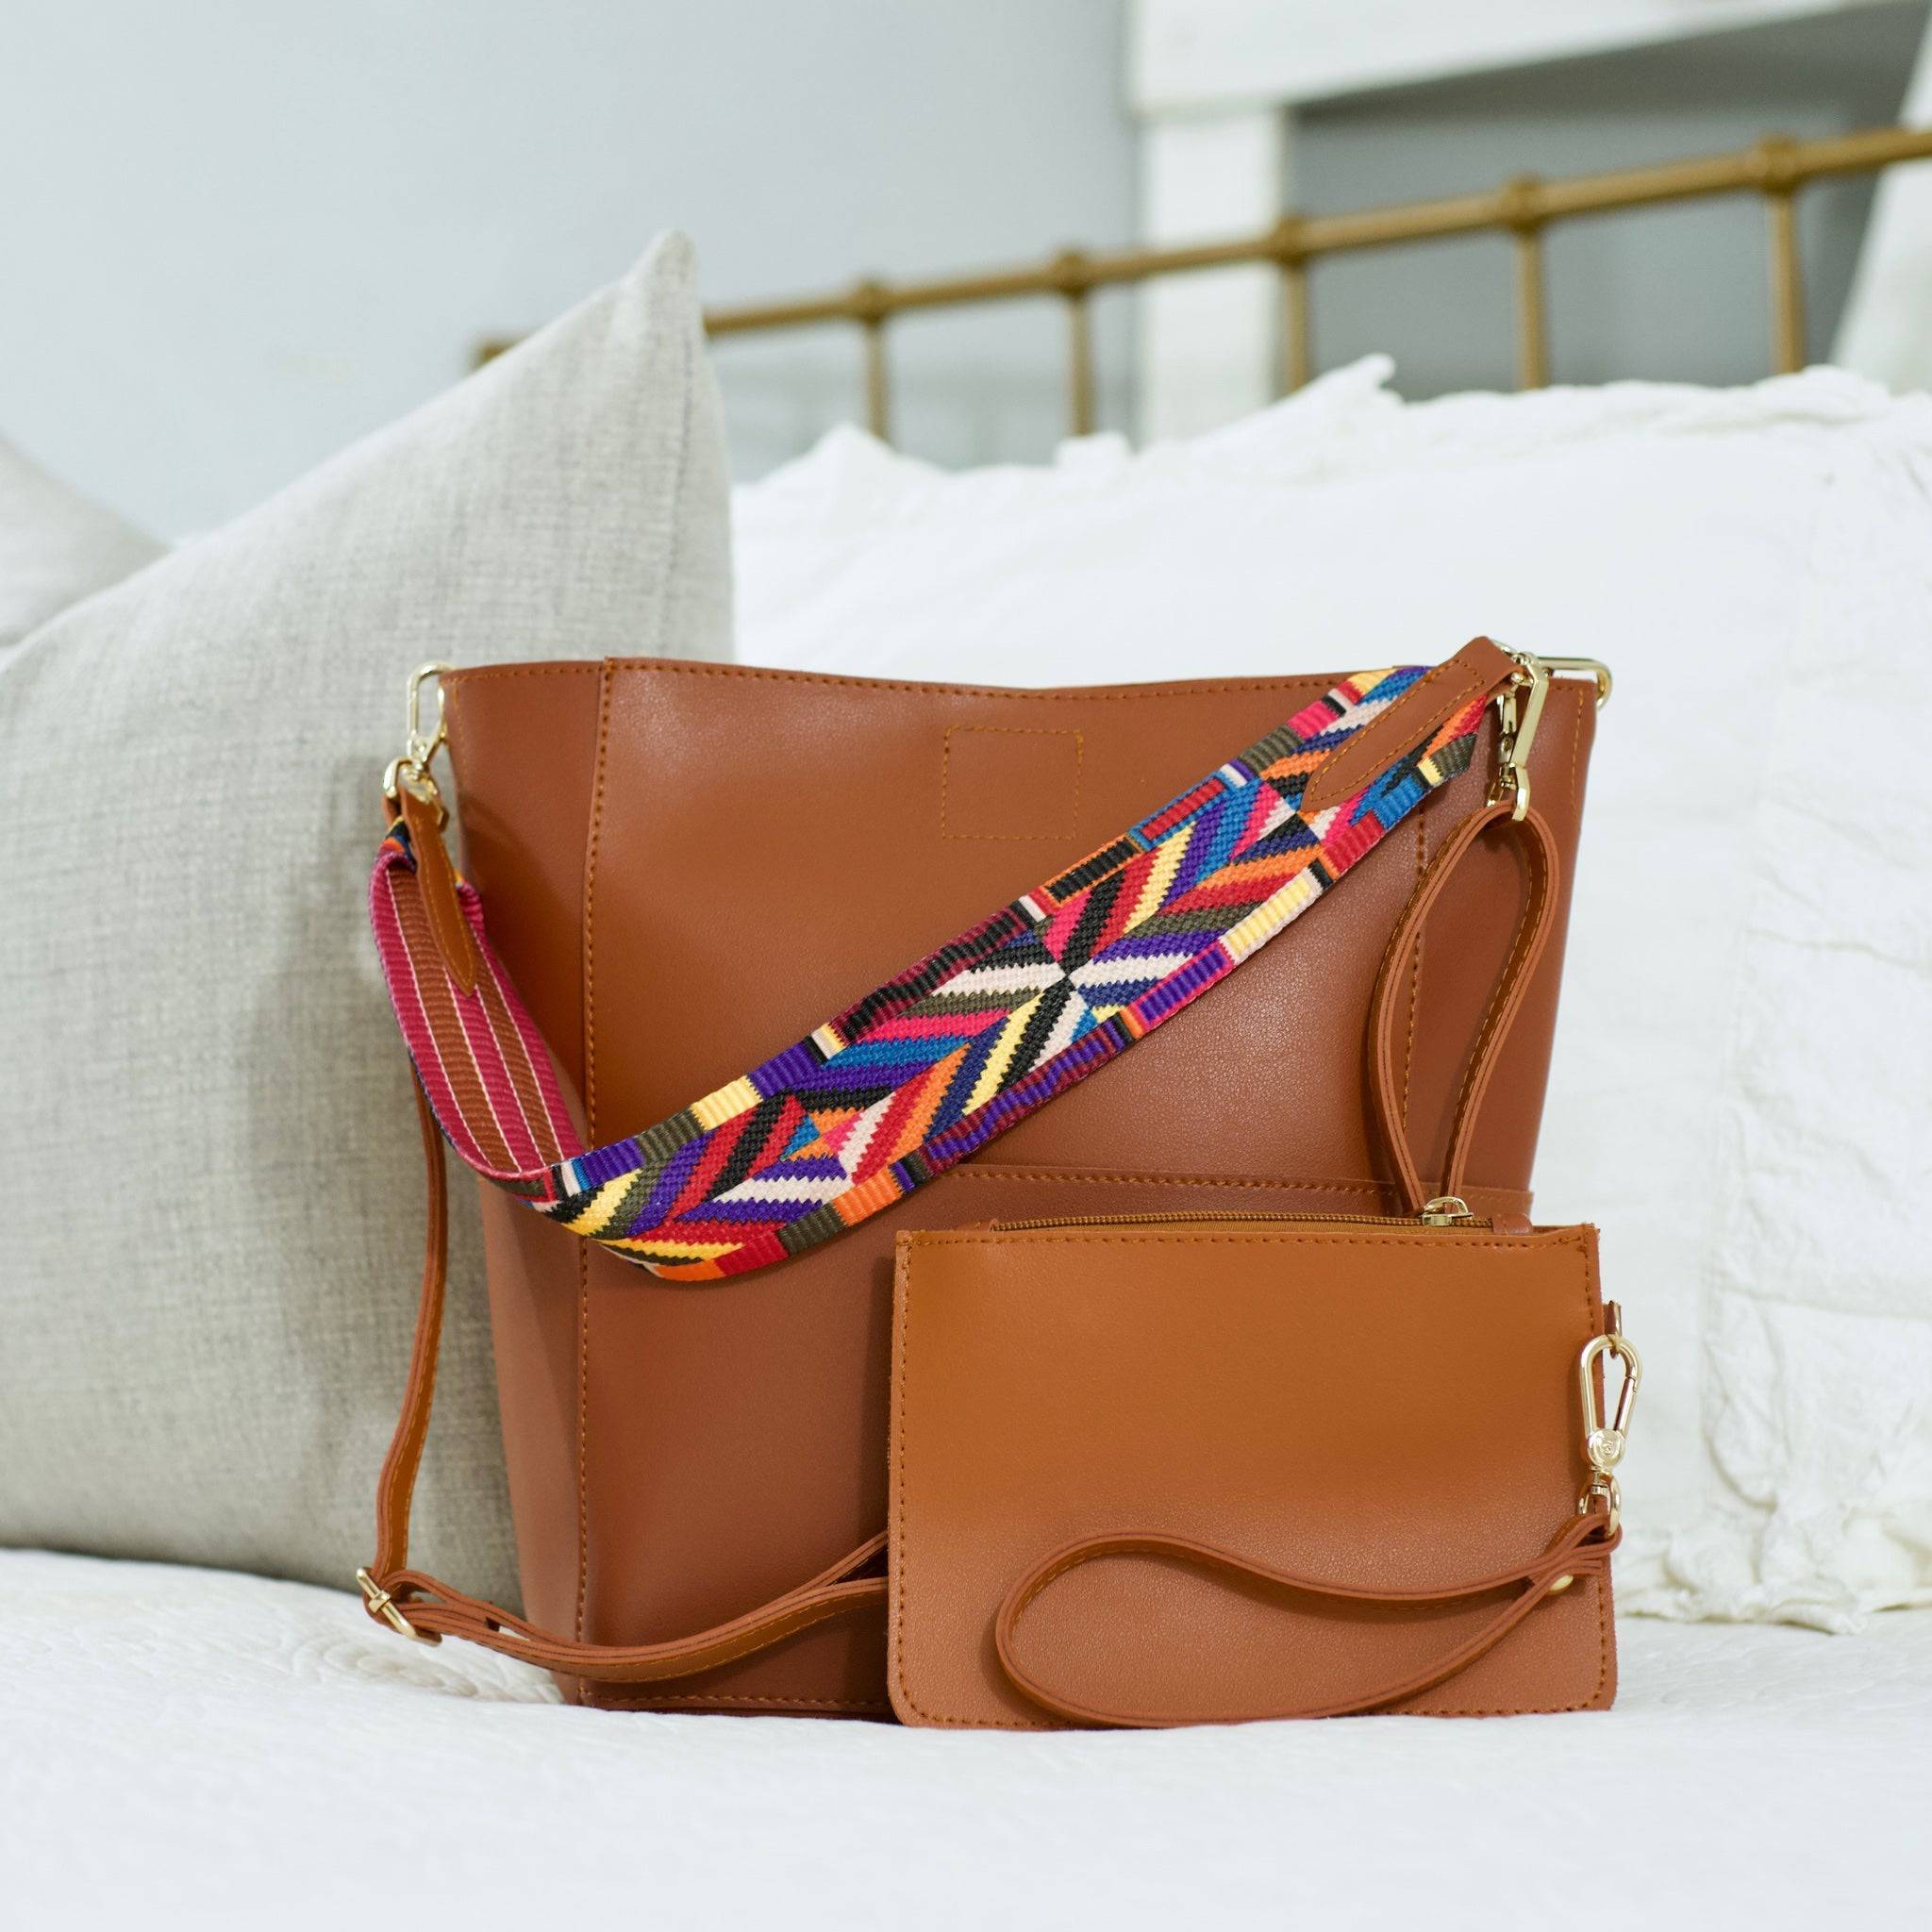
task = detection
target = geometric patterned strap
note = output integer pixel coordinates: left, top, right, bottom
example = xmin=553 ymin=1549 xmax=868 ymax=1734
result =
xmin=371 ymin=648 xmax=1508 ymax=1280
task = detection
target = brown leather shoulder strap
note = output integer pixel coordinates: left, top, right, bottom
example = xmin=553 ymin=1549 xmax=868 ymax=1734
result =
xmin=356 ymin=1082 xmax=885 ymax=1677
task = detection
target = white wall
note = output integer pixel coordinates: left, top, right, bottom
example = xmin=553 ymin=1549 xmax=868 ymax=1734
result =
xmin=0 ymin=1 xmax=1136 ymax=538
xmin=1285 ymin=3 xmax=1926 ymax=397
xmin=5 ymin=3 xmax=1924 ymax=542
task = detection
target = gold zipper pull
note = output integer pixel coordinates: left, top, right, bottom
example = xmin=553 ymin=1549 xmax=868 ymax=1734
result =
xmin=1418 ymin=1195 xmax=1476 ymax=1225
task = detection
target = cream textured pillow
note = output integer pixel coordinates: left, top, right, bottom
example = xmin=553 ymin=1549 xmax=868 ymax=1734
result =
xmin=0 ymin=435 xmax=162 ymax=647
xmin=0 ymin=233 xmax=731 ymax=1603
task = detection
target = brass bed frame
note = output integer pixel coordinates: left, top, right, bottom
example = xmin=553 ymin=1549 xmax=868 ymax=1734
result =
xmin=484 ymin=123 xmax=1932 ymax=441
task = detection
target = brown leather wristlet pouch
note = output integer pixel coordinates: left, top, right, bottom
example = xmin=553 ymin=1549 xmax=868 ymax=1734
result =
xmin=888 ymin=807 xmax=1640 ymax=1729
xmin=891 ymin=1215 xmax=1633 ymax=1727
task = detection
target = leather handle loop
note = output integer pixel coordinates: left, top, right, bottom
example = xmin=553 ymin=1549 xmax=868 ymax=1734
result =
xmin=358 ymin=1081 xmax=884 ymax=1681
xmin=993 ymin=1507 xmax=1617 ymax=1728
xmin=1365 ymin=801 xmax=1562 ymax=1214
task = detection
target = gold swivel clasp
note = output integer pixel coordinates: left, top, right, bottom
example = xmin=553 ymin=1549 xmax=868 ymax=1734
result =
xmin=1548 ymin=1301 xmax=1641 ymax=1595
xmin=1488 ymin=650 xmax=1613 ymax=822
xmin=1576 ymin=1301 xmax=1641 ymax=1535
xmin=1489 ymin=654 xmax=1551 ymax=821
xmin=382 ymin=660 xmax=455 ymax=816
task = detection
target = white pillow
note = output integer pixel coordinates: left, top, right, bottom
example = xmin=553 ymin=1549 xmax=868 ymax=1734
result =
xmin=734 ymin=358 xmax=1932 ymax=1631
xmin=0 ymin=436 xmax=161 ymax=647
xmin=0 ymin=234 xmax=732 ymax=1605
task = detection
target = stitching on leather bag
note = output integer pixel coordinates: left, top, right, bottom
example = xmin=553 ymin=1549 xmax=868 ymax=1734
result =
xmin=909 ymin=1230 xmax=1590 ymax=1253
xmin=1423 ymin=1223 xmax=1607 ymax=1716
xmin=1365 ymin=832 xmax=1434 ymax=1187
xmin=596 ymin=1692 xmax=894 ymax=1711
xmin=446 ymin=664 xmax=602 ymax=681
xmin=455 ymin=660 xmax=1336 ymax=704
xmin=1303 ymin=657 xmax=1461 ymax=811
xmin=1569 ymin=681 xmax=1583 ymax=805
xmin=892 ymin=1241 xmax=1037 ymax=1731
xmin=572 ymin=660 xmax=896 ymax=1716
xmin=1404 ymin=814 xmax=1425 ymax=1124
xmin=895 ymin=1225 xmax=1606 ymax=1727
xmin=941 ymin=724 xmax=1084 ymax=841
xmin=1421 ymin=693 xmax=1609 ymax=1720
xmin=1302 ymin=655 xmax=1482 ymax=817
xmin=1446 ymin=828 xmax=1552 ymax=1154
xmin=572 ymin=1241 xmax=590 ymax=1693
xmin=1313 ymin=657 xmax=1460 ymax=808
xmin=949 ymin=1167 xmax=1532 ymax=1207
xmin=574 ymin=665 xmax=618 ymax=1684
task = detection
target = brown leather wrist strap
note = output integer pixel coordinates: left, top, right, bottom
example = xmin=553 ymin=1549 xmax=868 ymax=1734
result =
xmin=356 ymin=1081 xmax=886 ymax=1677
xmin=1365 ymin=800 xmax=1561 ymax=1214
xmin=993 ymin=1505 xmax=1619 ymax=1727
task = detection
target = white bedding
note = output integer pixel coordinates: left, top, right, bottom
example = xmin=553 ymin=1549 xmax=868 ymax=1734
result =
xmin=4 ymin=1550 xmax=1925 ymax=1929
xmin=732 ymin=365 xmax=1932 ymax=1632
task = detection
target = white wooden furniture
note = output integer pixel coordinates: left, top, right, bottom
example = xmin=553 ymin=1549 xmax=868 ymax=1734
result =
xmin=1128 ymin=0 xmax=1912 ymax=433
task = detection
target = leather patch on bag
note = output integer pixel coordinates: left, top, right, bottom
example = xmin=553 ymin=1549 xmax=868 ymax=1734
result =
xmin=941 ymin=725 xmax=1083 ymax=841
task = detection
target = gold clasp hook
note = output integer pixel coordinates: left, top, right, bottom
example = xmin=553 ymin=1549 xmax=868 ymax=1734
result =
xmin=1576 ymin=1300 xmax=1641 ymax=1534
xmin=382 ymin=661 xmax=455 ymax=817
xmin=405 ymin=660 xmax=450 ymax=768
xmin=1487 ymin=650 xmax=1613 ymax=821
xmin=356 ymin=1567 xmax=440 ymax=1644
xmin=1490 ymin=653 xmax=1550 ymax=821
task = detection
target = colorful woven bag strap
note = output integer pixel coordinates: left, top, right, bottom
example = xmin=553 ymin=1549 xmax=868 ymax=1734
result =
xmin=370 ymin=637 xmax=1523 ymax=1282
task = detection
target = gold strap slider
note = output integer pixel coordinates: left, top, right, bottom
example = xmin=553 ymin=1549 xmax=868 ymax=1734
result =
xmin=357 ymin=1567 xmax=441 ymax=1644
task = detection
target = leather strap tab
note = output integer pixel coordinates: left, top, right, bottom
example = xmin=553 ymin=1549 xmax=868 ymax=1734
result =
xmin=993 ymin=1506 xmax=1618 ymax=1727
xmin=396 ymin=786 xmax=480 ymax=996
xmin=1301 ymin=636 xmax=1512 ymax=820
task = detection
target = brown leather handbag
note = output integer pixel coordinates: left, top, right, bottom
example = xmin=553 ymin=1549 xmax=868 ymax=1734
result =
xmin=891 ymin=805 xmax=1638 ymax=1726
xmin=359 ymin=642 xmax=1603 ymax=1715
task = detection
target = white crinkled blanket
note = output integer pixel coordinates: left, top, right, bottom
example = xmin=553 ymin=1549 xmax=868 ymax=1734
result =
xmin=733 ymin=361 xmax=1932 ymax=1630
xmin=1642 ymin=416 xmax=1932 ymax=1628
xmin=4 ymin=1550 xmax=1928 ymax=1928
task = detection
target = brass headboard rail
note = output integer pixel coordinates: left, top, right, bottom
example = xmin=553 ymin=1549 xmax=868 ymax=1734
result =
xmin=482 ymin=123 xmax=1932 ymax=440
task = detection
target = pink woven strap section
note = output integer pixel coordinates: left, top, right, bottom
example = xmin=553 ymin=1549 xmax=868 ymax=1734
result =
xmin=370 ymin=650 xmax=1509 ymax=1280
xmin=370 ymin=850 xmax=583 ymax=1180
